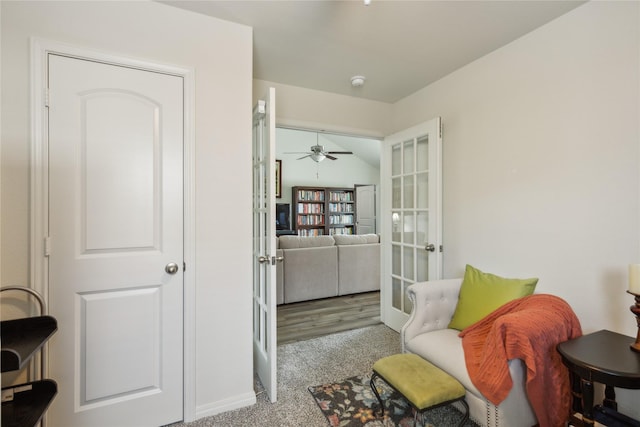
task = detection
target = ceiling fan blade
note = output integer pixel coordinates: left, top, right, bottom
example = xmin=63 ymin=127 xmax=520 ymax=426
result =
xmin=297 ymin=154 xmax=311 ymax=160
xmin=325 ymin=154 xmax=338 ymax=160
xmin=327 ymin=151 xmax=353 ymax=155
xmin=284 ymin=151 xmax=312 ymax=154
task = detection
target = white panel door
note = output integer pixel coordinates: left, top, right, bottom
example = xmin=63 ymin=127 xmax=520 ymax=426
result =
xmin=356 ymin=184 xmax=376 ymax=234
xmin=47 ymin=54 xmax=184 ymax=427
xmin=381 ymin=118 xmax=442 ymax=332
xmin=252 ymin=88 xmax=278 ymax=402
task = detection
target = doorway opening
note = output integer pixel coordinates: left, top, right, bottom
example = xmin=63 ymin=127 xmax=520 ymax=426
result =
xmin=274 ymin=127 xmax=382 ymax=344
xmin=275 ymin=127 xmax=381 ymax=235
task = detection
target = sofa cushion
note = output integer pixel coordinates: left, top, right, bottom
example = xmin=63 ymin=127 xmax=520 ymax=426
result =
xmin=405 ymin=329 xmax=481 ymax=397
xmin=333 ymin=234 xmax=379 ymax=245
xmin=279 ymin=235 xmax=335 ymax=249
xmin=405 ymin=329 xmax=530 ymax=418
xmin=337 ymin=243 xmax=380 ymax=295
xmin=282 ymin=246 xmax=338 ymax=303
xmin=448 ymin=264 xmax=538 ymax=330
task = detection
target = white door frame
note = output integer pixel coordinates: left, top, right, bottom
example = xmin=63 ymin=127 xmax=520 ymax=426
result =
xmin=29 ymin=38 xmax=197 ymax=422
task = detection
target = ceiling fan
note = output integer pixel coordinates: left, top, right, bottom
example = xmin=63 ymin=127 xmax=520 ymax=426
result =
xmin=286 ymin=144 xmax=353 ymax=163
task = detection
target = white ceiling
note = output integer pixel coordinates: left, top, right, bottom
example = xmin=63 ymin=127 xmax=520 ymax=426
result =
xmin=278 ymin=128 xmax=381 ymax=168
xmin=162 ymin=0 xmax=585 ymax=103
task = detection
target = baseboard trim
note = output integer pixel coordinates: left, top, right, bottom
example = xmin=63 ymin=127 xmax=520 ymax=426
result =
xmin=194 ymin=392 xmax=257 ymax=420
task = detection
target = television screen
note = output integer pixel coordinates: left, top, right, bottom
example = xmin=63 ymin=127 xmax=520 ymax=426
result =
xmin=276 ymin=203 xmax=290 ymax=230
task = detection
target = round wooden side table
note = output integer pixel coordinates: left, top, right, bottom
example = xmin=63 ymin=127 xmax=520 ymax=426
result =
xmin=557 ymin=329 xmax=640 ymax=426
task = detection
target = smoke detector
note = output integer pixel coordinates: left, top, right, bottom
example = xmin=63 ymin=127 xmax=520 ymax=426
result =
xmin=350 ymin=75 xmax=366 ymax=87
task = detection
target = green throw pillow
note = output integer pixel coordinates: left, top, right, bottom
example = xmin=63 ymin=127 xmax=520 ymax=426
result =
xmin=448 ymin=264 xmax=538 ymax=330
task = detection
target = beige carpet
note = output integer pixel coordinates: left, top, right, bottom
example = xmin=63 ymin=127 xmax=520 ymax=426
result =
xmin=167 ymin=324 xmax=400 ymax=427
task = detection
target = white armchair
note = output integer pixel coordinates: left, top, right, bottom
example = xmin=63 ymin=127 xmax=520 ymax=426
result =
xmin=401 ymin=279 xmax=537 ymax=427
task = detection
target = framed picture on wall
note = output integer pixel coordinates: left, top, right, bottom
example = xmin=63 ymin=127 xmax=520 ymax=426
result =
xmin=275 ymin=159 xmax=282 ymax=198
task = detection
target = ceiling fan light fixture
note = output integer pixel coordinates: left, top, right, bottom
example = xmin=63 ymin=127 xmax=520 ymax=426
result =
xmin=311 ymin=153 xmax=326 ymax=162
xmin=351 ymin=75 xmax=366 ymax=87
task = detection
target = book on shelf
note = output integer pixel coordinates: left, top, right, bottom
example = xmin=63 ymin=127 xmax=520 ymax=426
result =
xmin=297 ymin=203 xmax=324 ymax=214
xmin=297 ymin=215 xmax=324 ymax=226
xmin=330 ymin=227 xmax=354 ymax=235
xmin=328 ymin=191 xmax=353 ymax=202
xmin=329 ymin=215 xmax=354 ymax=225
xmin=297 ymin=190 xmax=325 ymax=201
xmin=298 ymin=228 xmax=325 ymax=237
xmin=328 ymin=203 xmax=354 ymax=213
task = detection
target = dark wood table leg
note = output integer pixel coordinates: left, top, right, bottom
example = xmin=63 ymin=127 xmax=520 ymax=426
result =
xmin=567 ymin=372 xmax=584 ymax=426
xmin=580 ymin=378 xmax=595 ymax=426
xmin=570 ymin=372 xmax=582 ymax=414
xmin=603 ymin=385 xmax=617 ymax=410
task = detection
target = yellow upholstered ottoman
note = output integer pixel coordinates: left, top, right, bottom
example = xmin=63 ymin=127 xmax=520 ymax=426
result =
xmin=370 ymin=353 xmax=469 ymax=427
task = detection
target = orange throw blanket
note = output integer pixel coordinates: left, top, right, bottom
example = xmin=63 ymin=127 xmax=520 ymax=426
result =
xmin=459 ymin=294 xmax=582 ymax=427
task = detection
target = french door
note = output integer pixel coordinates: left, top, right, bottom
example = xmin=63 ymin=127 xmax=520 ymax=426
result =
xmin=381 ymin=117 xmax=443 ymax=332
xmin=252 ymin=88 xmax=278 ymax=402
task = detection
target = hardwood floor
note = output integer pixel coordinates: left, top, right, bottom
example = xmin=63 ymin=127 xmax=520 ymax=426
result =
xmin=277 ymin=291 xmax=381 ymax=345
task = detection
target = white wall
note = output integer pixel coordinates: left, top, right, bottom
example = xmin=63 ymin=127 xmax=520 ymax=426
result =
xmin=392 ymin=1 xmax=640 ymax=417
xmin=254 ymin=80 xmax=388 ymax=237
xmin=254 ymin=79 xmax=392 ymax=137
xmin=276 ymin=128 xmax=380 ymax=207
xmin=394 ymin=0 xmax=640 ymax=336
xmin=1 ymin=0 xmax=254 ymax=420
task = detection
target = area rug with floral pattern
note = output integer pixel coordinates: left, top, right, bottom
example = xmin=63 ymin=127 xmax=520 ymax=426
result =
xmin=308 ymin=374 xmax=478 ymax=427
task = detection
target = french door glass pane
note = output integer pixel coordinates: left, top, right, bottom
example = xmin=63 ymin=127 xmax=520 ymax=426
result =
xmin=403 ymin=140 xmax=414 ymax=174
xmin=417 ymin=248 xmax=429 ymax=282
xmin=403 ymin=285 xmax=413 ymax=315
xmin=392 ymin=277 xmax=402 ymax=310
xmin=403 ymin=175 xmax=414 ymax=209
xmin=417 ymin=135 xmax=429 ymax=171
xmin=403 ymin=246 xmax=414 ymax=281
xmin=263 ymin=310 xmax=268 ymax=352
xmin=417 ymin=211 xmax=428 ymax=244
xmin=391 ymin=212 xmax=402 ymax=243
xmin=254 ymin=303 xmax=259 ymax=339
xmin=392 ymin=144 xmax=401 ymax=176
xmin=260 ymin=163 xmax=267 ymax=207
xmin=403 ymin=212 xmax=414 ymax=244
xmin=392 ymin=244 xmax=401 ymax=275
xmin=392 ymin=178 xmax=401 ymax=209
xmin=416 ymin=173 xmax=428 ymax=209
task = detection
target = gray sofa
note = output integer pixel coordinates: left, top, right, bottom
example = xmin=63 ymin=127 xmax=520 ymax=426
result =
xmin=276 ymin=234 xmax=380 ymax=304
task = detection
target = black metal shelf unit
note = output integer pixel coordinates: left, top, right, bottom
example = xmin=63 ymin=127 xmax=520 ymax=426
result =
xmin=1 ymin=287 xmax=58 ymax=427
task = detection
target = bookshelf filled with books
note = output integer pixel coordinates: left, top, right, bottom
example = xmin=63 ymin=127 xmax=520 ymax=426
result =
xmin=292 ymin=186 xmax=356 ymax=236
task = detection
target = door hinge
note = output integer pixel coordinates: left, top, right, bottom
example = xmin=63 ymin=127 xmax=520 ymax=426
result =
xmin=183 ymin=262 xmax=186 ymax=272
xmin=44 ymin=88 xmax=50 ymax=108
xmin=44 ymin=236 xmax=51 ymax=257
xmin=439 ymin=121 xmax=443 ymax=139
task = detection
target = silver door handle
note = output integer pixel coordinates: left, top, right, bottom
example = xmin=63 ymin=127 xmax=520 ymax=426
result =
xmin=258 ymin=256 xmax=270 ymax=264
xmin=274 ymin=256 xmax=284 ymax=263
xmin=165 ymin=262 xmax=179 ymax=274
xmin=425 ymin=244 xmax=435 ymax=252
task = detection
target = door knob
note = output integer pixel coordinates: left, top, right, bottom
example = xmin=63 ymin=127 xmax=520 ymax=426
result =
xmin=258 ymin=256 xmax=270 ymax=264
xmin=165 ymin=262 xmax=179 ymax=275
xmin=425 ymin=244 xmax=435 ymax=252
